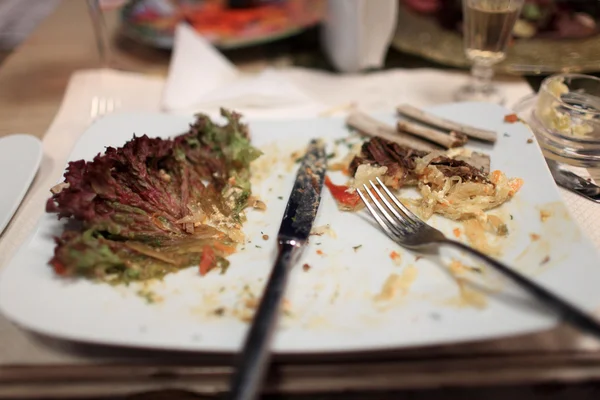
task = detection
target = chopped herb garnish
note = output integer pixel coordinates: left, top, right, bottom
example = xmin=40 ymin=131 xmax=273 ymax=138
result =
xmin=352 ymin=244 xmax=362 ymax=251
xmin=327 ymin=152 xmax=336 ymax=159
xmin=255 ymin=245 xmax=262 ymax=249
xmin=277 ymin=196 xmax=283 ymax=200
xmin=510 ymin=214 xmax=514 ymax=220
xmin=503 ymin=133 xmax=510 ymax=137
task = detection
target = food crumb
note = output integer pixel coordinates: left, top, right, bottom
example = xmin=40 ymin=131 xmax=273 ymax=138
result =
xmin=316 ymin=249 xmax=324 ymax=256
xmin=262 ymin=234 xmax=269 ymax=240
xmin=374 ymin=266 xmax=418 ymax=302
xmin=527 ymin=138 xmax=533 ymax=144
xmin=449 ymin=259 xmax=466 ymax=276
xmin=530 ymin=233 xmax=541 ymax=241
xmin=389 ymin=251 xmax=402 ymax=266
xmin=453 ymin=228 xmax=461 ymax=238
xmin=540 ymin=255 xmax=551 ymax=265
xmin=415 ymin=255 xmax=423 ymax=262
xmin=214 ymin=307 xmax=225 ymax=316
xmin=504 ymin=113 xmax=519 ymax=123
xmin=303 ymin=263 xmax=311 ymax=272
xmin=540 ymin=210 xmax=551 ymax=222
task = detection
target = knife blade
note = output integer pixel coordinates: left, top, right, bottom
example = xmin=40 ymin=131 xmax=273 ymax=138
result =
xmin=228 ymin=139 xmax=327 ymax=400
xmin=546 ymin=159 xmax=600 ymax=203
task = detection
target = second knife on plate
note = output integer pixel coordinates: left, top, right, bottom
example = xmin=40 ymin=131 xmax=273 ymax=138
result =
xmin=227 ymin=139 xmax=328 ymax=400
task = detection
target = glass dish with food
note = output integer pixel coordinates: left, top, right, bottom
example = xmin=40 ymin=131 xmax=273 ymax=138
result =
xmin=514 ymin=73 xmax=600 ymax=168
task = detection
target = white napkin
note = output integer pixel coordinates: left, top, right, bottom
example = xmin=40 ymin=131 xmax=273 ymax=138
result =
xmin=162 ymin=24 xmax=322 ymax=117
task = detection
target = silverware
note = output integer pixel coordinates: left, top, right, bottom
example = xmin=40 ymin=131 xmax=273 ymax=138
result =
xmin=228 ymin=139 xmax=327 ymax=400
xmin=546 ymin=159 xmax=600 ymax=203
xmin=358 ymin=177 xmax=600 ymax=339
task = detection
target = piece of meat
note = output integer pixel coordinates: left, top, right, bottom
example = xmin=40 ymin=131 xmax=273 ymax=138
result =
xmin=349 ymin=137 xmax=489 ymax=188
xmin=349 ymin=137 xmax=427 ymax=184
xmin=428 ymin=156 xmax=489 ymax=183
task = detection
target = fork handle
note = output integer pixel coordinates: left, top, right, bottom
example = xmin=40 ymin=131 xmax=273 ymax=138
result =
xmin=444 ymin=239 xmax=600 ymax=339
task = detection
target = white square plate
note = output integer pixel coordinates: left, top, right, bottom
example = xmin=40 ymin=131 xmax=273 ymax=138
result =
xmin=1 ymin=102 xmax=599 ymax=354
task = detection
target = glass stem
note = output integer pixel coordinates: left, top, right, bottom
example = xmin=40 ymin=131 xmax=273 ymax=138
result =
xmin=87 ymin=0 xmax=112 ymax=68
xmin=471 ymin=62 xmax=494 ymax=94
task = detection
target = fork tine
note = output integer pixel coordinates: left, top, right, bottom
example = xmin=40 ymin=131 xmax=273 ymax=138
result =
xmin=375 ymin=176 xmax=422 ymax=225
xmin=98 ymin=97 xmax=107 ymax=116
xmin=367 ymin=180 xmax=413 ymax=227
xmin=361 ymin=184 xmax=406 ymax=235
xmin=357 ymin=188 xmax=398 ymax=240
xmin=106 ymin=98 xmax=115 ymax=113
xmin=90 ymin=96 xmax=99 ymax=119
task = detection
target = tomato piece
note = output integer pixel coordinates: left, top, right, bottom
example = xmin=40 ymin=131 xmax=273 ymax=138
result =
xmin=324 ymin=176 xmax=361 ymax=208
xmin=504 ymin=113 xmax=519 ymax=123
xmin=51 ymin=260 xmax=67 ymax=276
xmin=199 ymin=246 xmax=216 ymax=276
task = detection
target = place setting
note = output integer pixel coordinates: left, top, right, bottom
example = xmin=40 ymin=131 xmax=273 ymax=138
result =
xmin=1 ymin=1 xmax=600 ymax=399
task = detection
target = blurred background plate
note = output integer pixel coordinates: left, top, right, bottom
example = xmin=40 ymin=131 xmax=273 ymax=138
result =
xmin=392 ymin=1 xmax=600 ymax=75
xmin=120 ymin=0 xmax=325 ymax=50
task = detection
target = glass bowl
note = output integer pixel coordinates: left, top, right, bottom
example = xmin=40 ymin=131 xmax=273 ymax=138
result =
xmin=514 ymin=73 xmax=600 ymax=168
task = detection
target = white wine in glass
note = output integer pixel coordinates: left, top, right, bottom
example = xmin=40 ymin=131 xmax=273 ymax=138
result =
xmin=455 ymin=0 xmax=524 ymax=104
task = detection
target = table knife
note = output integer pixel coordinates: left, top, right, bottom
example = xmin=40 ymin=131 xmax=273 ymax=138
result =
xmin=227 ymin=139 xmax=328 ymax=400
xmin=546 ymin=159 xmax=600 ymax=203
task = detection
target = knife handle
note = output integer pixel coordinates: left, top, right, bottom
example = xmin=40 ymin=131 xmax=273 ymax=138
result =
xmin=227 ymin=240 xmax=299 ymax=400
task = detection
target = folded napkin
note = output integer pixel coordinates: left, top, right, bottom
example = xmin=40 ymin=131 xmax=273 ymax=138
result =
xmin=162 ymin=24 xmax=324 ymax=118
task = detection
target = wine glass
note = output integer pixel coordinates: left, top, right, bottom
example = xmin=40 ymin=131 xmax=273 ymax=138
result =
xmin=454 ymin=0 xmax=524 ymax=105
xmin=86 ymin=0 xmax=114 ymax=67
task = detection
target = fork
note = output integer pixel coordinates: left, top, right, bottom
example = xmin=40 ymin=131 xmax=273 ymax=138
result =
xmin=90 ymin=96 xmax=120 ymax=120
xmin=358 ymin=177 xmax=600 ymax=339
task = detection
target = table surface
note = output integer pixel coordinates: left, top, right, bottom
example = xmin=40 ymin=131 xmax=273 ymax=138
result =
xmin=1 ymin=1 xmax=600 ymax=399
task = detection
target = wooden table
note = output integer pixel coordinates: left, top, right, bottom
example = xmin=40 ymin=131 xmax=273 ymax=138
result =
xmin=2 ymin=1 xmax=600 ymax=399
